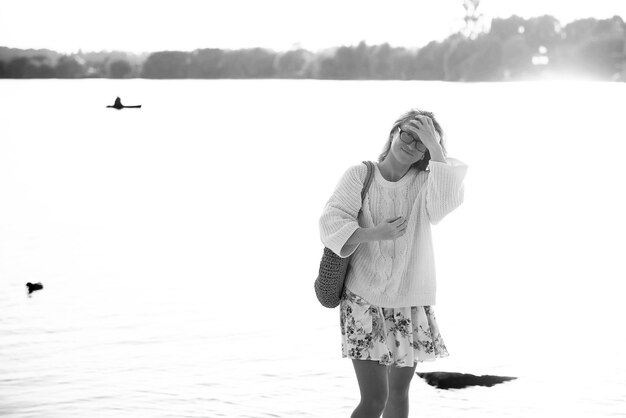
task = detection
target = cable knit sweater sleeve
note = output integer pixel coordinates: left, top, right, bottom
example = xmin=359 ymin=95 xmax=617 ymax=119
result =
xmin=425 ymin=157 xmax=469 ymax=225
xmin=319 ymin=164 xmax=367 ymax=258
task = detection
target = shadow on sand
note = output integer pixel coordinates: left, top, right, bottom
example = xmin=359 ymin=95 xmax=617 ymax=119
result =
xmin=417 ymin=372 xmax=517 ymax=389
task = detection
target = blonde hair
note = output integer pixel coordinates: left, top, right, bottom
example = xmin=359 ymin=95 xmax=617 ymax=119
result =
xmin=378 ymin=108 xmax=448 ymax=172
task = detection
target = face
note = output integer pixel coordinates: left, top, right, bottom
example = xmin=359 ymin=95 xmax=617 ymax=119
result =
xmin=389 ymin=123 xmax=428 ymax=165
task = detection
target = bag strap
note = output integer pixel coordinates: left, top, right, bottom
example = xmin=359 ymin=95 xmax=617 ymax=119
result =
xmin=359 ymin=160 xmax=375 ymax=206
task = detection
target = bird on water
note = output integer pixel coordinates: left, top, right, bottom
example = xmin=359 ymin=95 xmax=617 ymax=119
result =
xmin=106 ymin=97 xmax=141 ymax=110
xmin=26 ymin=282 xmax=44 ymax=297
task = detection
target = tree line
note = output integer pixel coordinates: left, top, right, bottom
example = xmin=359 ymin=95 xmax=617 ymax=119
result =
xmin=1 ymin=15 xmax=625 ymax=81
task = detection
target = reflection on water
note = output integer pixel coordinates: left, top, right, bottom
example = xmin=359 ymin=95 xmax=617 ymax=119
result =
xmin=1 ymin=79 xmax=625 ymax=417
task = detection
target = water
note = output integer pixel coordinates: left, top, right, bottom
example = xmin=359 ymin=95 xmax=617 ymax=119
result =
xmin=1 ymin=79 xmax=625 ymax=417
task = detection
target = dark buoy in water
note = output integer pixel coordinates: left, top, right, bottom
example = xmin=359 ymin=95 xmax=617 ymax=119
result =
xmin=26 ymin=282 xmax=44 ymax=297
xmin=106 ymin=97 xmax=141 ymax=110
xmin=416 ymin=371 xmax=517 ymax=389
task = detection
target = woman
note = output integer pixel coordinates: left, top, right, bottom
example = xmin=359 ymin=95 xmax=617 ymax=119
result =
xmin=319 ymin=109 xmax=468 ymax=418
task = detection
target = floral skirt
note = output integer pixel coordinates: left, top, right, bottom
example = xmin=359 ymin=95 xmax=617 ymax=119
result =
xmin=340 ymin=289 xmax=449 ymax=368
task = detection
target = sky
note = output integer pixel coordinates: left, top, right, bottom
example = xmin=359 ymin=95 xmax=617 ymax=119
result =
xmin=0 ymin=0 xmax=625 ymax=53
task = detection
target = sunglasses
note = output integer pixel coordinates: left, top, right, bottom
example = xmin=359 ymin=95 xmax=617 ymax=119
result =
xmin=398 ymin=127 xmax=428 ymax=153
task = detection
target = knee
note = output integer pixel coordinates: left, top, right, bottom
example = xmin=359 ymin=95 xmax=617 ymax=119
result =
xmin=359 ymin=393 xmax=388 ymax=415
xmin=388 ymin=386 xmax=410 ymax=402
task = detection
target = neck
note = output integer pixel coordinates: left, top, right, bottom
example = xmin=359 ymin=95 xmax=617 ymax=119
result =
xmin=378 ymin=155 xmax=412 ymax=182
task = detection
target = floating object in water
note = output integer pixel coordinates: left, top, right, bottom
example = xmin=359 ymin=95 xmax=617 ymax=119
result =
xmin=26 ymin=282 xmax=44 ymax=296
xmin=416 ymin=371 xmax=517 ymax=389
xmin=106 ymin=97 xmax=141 ymax=110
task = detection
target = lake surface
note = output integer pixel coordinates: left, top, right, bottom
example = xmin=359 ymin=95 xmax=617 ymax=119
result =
xmin=1 ymin=79 xmax=625 ymax=417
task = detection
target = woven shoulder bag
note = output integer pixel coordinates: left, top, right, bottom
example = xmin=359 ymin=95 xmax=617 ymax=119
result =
xmin=315 ymin=161 xmax=375 ymax=308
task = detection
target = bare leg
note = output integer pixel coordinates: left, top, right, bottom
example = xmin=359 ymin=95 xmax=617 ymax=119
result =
xmin=382 ymin=363 xmax=417 ymax=418
xmin=351 ymin=359 xmax=389 ymax=418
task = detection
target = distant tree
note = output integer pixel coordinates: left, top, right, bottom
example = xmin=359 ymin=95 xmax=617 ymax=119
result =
xmin=370 ymin=43 xmax=418 ymax=79
xmin=189 ymin=48 xmax=225 ymax=78
xmin=556 ymin=16 xmax=625 ymax=77
xmin=242 ymin=48 xmax=276 ymax=78
xmin=463 ymin=35 xmax=503 ymax=81
xmin=501 ymin=34 xmax=534 ymax=78
xmin=462 ymin=0 xmax=484 ymax=38
xmin=331 ymin=46 xmax=357 ymax=79
xmin=415 ymin=41 xmax=447 ymax=80
xmin=29 ymin=55 xmax=55 ymax=78
xmin=1 ymin=14 xmax=625 ymax=82
xmin=572 ymin=17 xmax=625 ymax=76
xmin=442 ymin=34 xmax=475 ymax=81
xmin=142 ymin=51 xmax=190 ymax=78
xmin=369 ymin=43 xmax=393 ymax=79
xmin=562 ymin=18 xmax=600 ymax=43
xmin=391 ymin=50 xmax=421 ymax=79
xmin=30 ymin=56 xmax=55 ymax=78
xmin=6 ymin=57 xmax=33 ymax=78
xmin=596 ymin=15 xmax=626 ymax=34
xmin=315 ymin=56 xmax=334 ymax=79
xmin=219 ymin=50 xmax=248 ymax=78
xmin=523 ymin=15 xmax=561 ymax=50
xmin=218 ymin=48 xmax=276 ymax=78
xmin=37 ymin=64 xmax=55 ymax=78
xmin=0 ymin=47 xmax=61 ymax=67
xmin=579 ymin=36 xmax=625 ymax=76
xmin=55 ymin=56 xmax=85 ymax=78
xmin=4 ymin=56 xmax=55 ymax=78
xmin=318 ymin=41 xmax=371 ymax=79
xmin=109 ymin=59 xmax=132 ymax=78
xmin=561 ymin=15 xmax=625 ymax=43
xmin=490 ymin=15 xmax=526 ymax=41
xmin=275 ymin=49 xmax=310 ymax=78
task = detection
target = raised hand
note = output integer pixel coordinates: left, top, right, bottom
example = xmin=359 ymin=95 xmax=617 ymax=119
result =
xmin=402 ymin=115 xmax=446 ymax=162
xmin=402 ymin=116 xmax=441 ymax=152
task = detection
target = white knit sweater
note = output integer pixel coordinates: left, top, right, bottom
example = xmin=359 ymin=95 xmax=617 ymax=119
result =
xmin=319 ymin=158 xmax=468 ymax=308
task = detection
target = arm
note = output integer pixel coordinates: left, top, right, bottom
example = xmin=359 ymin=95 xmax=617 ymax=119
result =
xmin=402 ymin=116 xmax=468 ymax=224
xmin=319 ymin=164 xmax=367 ymax=258
xmin=428 ymin=142 xmax=447 ymax=163
xmin=425 ymin=157 xmax=468 ymax=224
xmin=344 ymin=227 xmax=379 ymax=247
xmin=320 ymin=166 xmax=408 ymax=256
xmin=344 ymin=217 xmax=408 ymax=247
